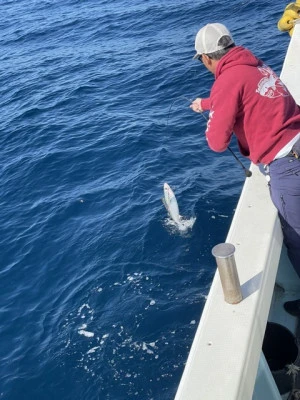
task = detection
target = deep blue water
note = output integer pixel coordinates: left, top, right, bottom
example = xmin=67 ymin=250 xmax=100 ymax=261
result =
xmin=0 ymin=1 xmax=290 ymax=399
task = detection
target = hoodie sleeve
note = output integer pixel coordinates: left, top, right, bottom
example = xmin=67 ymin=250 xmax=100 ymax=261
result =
xmin=200 ymin=97 xmax=211 ymax=111
xmin=205 ymin=73 xmax=240 ymax=152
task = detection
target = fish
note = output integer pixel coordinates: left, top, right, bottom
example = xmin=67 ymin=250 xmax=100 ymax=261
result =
xmin=163 ymin=183 xmax=182 ymax=225
xmin=162 ymin=183 xmax=196 ymax=231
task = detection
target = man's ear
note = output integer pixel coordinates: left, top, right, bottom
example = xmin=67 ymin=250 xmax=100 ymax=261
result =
xmin=203 ymin=54 xmax=212 ymax=66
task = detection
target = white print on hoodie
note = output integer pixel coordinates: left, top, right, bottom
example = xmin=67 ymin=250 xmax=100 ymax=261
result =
xmin=256 ymin=65 xmax=289 ymax=98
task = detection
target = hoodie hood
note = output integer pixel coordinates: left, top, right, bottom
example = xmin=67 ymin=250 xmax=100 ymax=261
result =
xmin=215 ymin=46 xmax=262 ymax=78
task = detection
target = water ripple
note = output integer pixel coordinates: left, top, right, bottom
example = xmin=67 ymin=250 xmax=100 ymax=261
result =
xmin=0 ymin=0 xmax=288 ymax=399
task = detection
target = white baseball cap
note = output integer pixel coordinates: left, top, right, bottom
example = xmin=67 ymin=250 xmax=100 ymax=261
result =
xmin=193 ymin=23 xmax=234 ymax=59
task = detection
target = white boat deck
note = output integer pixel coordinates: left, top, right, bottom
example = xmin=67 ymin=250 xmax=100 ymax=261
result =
xmin=175 ymin=20 xmax=300 ymax=400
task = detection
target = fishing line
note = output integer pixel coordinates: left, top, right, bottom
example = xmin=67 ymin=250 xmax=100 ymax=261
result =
xmin=166 ymin=95 xmax=193 ymax=128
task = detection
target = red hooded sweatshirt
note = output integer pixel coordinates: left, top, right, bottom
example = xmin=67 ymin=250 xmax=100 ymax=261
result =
xmin=200 ymin=46 xmax=300 ymax=165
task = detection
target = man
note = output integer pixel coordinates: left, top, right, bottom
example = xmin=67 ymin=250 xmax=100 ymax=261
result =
xmin=190 ymin=23 xmax=300 ymax=310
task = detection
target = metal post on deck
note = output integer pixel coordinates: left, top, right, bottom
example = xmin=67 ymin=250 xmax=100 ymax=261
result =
xmin=212 ymin=243 xmax=243 ymax=304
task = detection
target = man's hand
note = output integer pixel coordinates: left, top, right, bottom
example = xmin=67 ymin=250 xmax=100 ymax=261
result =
xmin=190 ymin=98 xmax=203 ymax=113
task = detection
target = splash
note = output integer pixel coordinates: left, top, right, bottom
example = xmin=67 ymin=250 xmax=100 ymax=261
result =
xmin=165 ymin=216 xmax=196 ymax=232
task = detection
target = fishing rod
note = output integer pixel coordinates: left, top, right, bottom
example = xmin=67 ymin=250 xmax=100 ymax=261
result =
xmin=167 ymin=96 xmax=252 ymax=177
xmin=227 ymin=146 xmax=252 ymax=178
xmin=167 ymin=97 xmax=252 ymax=178
xmin=197 ymin=110 xmax=252 ymax=178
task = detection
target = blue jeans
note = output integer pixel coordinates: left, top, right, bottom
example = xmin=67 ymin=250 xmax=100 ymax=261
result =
xmin=269 ymin=156 xmax=300 ymax=277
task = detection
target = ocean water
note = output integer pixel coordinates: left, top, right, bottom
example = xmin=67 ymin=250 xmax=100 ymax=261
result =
xmin=0 ymin=1 xmax=291 ymax=399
